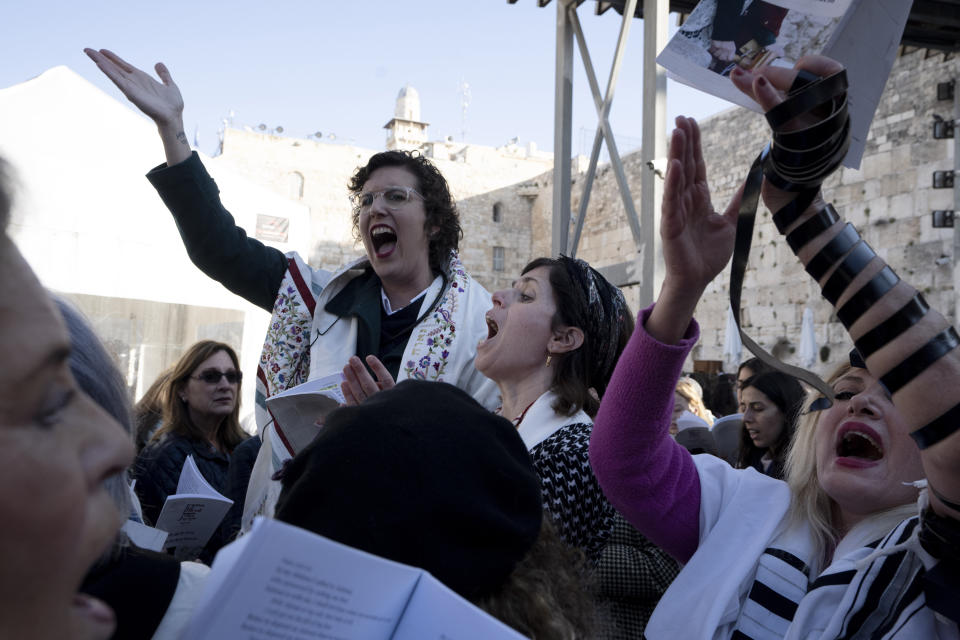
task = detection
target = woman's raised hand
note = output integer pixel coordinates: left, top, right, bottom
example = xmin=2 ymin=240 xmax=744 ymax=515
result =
xmin=647 ymin=116 xmax=740 ymax=345
xmin=84 ymin=49 xmax=183 ymax=127
xmin=84 ymin=49 xmax=190 ymax=166
xmin=661 ymin=116 xmax=740 ymax=294
xmin=729 ymin=55 xmax=845 ymax=214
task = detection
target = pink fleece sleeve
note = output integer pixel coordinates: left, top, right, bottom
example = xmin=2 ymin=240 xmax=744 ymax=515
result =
xmin=589 ymin=304 xmax=703 ymax=563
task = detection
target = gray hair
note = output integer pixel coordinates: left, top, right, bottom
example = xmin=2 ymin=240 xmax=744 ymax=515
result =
xmin=53 ymin=296 xmax=135 ymax=559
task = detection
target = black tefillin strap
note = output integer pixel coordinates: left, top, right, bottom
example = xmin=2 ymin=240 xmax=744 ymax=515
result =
xmin=729 ymin=69 xmax=850 ymax=402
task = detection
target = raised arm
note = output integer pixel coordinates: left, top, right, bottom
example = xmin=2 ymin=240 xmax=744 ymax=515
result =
xmin=84 ymin=49 xmax=190 ymax=167
xmin=86 ymin=49 xmax=287 ymax=311
xmin=732 ymin=57 xmax=960 ymax=520
xmin=590 ymin=117 xmax=740 ymax=562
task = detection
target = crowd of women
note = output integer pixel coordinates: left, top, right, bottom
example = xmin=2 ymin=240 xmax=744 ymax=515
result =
xmin=0 ymin=47 xmax=956 ymax=639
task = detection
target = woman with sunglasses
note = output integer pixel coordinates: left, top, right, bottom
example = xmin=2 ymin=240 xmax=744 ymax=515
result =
xmin=590 ymin=56 xmax=960 ymax=638
xmin=133 ymin=340 xmax=249 ymax=562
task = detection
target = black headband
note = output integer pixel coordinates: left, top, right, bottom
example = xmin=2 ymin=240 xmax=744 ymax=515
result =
xmin=559 ymin=255 xmax=628 ymax=389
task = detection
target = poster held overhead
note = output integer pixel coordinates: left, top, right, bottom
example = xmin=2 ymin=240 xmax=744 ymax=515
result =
xmin=657 ymin=0 xmax=912 ymax=166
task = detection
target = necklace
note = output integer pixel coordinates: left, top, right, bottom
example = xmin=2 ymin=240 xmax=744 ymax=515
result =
xmin=496 ymin=400 xmax=537 ymax=427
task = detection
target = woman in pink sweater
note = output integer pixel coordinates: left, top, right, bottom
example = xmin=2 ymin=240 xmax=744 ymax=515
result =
xmin=590 ymin=56 xmax=960 ymax=638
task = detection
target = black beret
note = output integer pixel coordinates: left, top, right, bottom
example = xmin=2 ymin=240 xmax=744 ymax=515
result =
xmin=274 ymin=380 xmax=543 ymax=600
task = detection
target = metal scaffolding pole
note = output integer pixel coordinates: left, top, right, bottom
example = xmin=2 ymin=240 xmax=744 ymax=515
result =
xmin=568 ymin=0 xmax=642 ymax=257
xmin=639 ymin=0 xmax=668 ymax=306
xmin=552 ymin=0 xmax=575 ymax=257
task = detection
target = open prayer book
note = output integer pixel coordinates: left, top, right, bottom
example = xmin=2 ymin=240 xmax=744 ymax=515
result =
xmin=154 ymin=455 xmax=233 ymax=560
xmin=183 ymin=517 xmax=528 ymax=640
xmin=265 ymin=372 xmax=345 ymax=457
xmin=657 ymin=0 xmax=913 ymax=165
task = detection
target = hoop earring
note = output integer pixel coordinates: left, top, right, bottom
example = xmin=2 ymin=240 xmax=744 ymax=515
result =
xmin=546 ymin=353 xmax=553 ymax=368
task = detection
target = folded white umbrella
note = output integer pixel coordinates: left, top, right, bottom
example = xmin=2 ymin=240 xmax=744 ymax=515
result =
xmin=722 ymin=304 xmax=743 ymax=371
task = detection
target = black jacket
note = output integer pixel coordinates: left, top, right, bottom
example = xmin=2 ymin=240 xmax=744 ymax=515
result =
xmin=133 ymin=433 xmax=235 ymax=563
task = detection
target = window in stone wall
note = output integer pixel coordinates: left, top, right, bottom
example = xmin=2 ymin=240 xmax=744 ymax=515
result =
xmin=287 ymin=171 xmax=305 ymax=200
xmin=493 ymin=246 xmax=505 ymax=272
xmin=492 ymin=202 xmax=503 ymax=223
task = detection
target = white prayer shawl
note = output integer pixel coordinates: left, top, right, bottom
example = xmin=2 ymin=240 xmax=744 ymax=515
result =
xmin=645 ymin=455 xmax=958 ymax=639
xmin=516 ymin=390 xmax=592 ymax=451
xmin=241 ymin=251 xmax=498 ymax=532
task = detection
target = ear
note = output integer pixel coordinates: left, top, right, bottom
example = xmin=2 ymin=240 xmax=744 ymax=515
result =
xmin=549 ymin=325 xmax=584 ymax=355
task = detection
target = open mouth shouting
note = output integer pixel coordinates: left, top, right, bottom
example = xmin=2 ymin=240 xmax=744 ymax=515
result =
xmin=834 ymin=422 xmax=884 ymax=468
xmin=478 ymin=313 xmax=500 ymax=350
xmin=370 ymin=224 xmax=398 ymax=258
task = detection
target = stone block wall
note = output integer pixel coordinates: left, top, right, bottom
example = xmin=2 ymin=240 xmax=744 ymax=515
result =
xmin=533 ymin=48 xmax=960 ymax=375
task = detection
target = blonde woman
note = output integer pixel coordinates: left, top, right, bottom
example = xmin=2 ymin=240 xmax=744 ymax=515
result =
xmin=671 ymin=376 xmax=713 ymax=435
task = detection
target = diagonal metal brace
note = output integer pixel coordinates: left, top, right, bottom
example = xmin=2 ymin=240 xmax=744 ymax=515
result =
xmin=568 ymin=0 xmax=642 ymax=257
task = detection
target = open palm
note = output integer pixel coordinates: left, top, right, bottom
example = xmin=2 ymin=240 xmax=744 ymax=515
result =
xmin=84 ymin=49 xmax=183 ymax=127
xmin=660 ymin=117 xmax=740 ymax=292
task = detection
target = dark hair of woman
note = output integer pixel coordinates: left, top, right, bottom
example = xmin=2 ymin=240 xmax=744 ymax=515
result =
xmin=153 ymin=340 xmax=247 ymax=453
xmin=348 ymin=150 xmax=461 ymax=273
xmin=712 ymin=373 xmax=740 ymax=417
xmin=522 ymin=256 xmax=634 ymax=418
xmin=737 ymin=356 xmax=772 ymax=381
xmin=134 ymin=368 xmax=173 ymax=453
xmin=475 ymin=516 xmax=597 ymax=639
xmin=736 ymin=370 xmax=805 ymax=476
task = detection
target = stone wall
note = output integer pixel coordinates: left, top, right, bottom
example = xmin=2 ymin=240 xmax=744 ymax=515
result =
xmin=536 ymin=48 xmax=960 ymax=375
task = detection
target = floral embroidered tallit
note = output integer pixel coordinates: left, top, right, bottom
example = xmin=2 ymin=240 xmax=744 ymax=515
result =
xmin=242 ymin=250 xmax=497 ymax=531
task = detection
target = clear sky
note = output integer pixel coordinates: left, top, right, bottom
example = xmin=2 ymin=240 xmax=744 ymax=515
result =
xmin=2 ymin=0 xmax=731 ymax=158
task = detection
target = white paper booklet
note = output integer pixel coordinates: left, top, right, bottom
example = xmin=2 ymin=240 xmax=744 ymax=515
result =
xmin=265 ymin=372 xmax=345 ymax=456
xmin=657 ymin=0 xmax=913 ymax=165
xmin=183 ymin=517 xmax=528 ymax=640
xmin=154 ymin=455 xmax=233 ymax=560
xmin=122 ymin=519 xmax=168 ymax=552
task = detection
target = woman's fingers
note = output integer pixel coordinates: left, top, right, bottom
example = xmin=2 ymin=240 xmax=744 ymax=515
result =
xmin=341 ymin=355 xmax=393 ymax=405
xmin=340 ymin=380 xmax=360 ymax=406
xmin=690 ymin=118 xmax=706 ymax=186
xmin=365 ymin=356 xmax=396 ymax=391
xmin=155 ymin=62 xmax=176 ymax=88
xmin=99 ymin=49 xmax=136 ymax=74
xmin=731 ymin=55 xmax=846 ymax=112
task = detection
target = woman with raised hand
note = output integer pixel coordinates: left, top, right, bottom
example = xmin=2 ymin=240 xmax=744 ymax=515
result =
xmin=590 ymin=56 xmax=960 ymax=638
xmin=84 ymin=49 xmax=496 ymax=524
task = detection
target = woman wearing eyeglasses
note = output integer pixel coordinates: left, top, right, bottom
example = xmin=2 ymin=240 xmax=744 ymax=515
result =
xmin=133 ymin=340 xmax=249 ymax=562
xmin=85 ymin=49 xmax=497 ymax=525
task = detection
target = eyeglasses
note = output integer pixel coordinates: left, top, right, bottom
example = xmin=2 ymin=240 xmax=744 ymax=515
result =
xmin=192 ymin=369 xmax=242 ymax=385
xmin=351 ymin=186 xmax=424 ymax=211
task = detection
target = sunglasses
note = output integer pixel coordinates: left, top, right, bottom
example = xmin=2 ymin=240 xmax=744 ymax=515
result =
xmin=192 ymin=369 xmax=242 ymax=385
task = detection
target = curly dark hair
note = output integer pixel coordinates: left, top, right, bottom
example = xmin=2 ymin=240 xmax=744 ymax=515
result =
xmin=475 ymin=516 xmax=597 ymax=639
xmin=348 ymin=150 xmax=461 ymax=273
